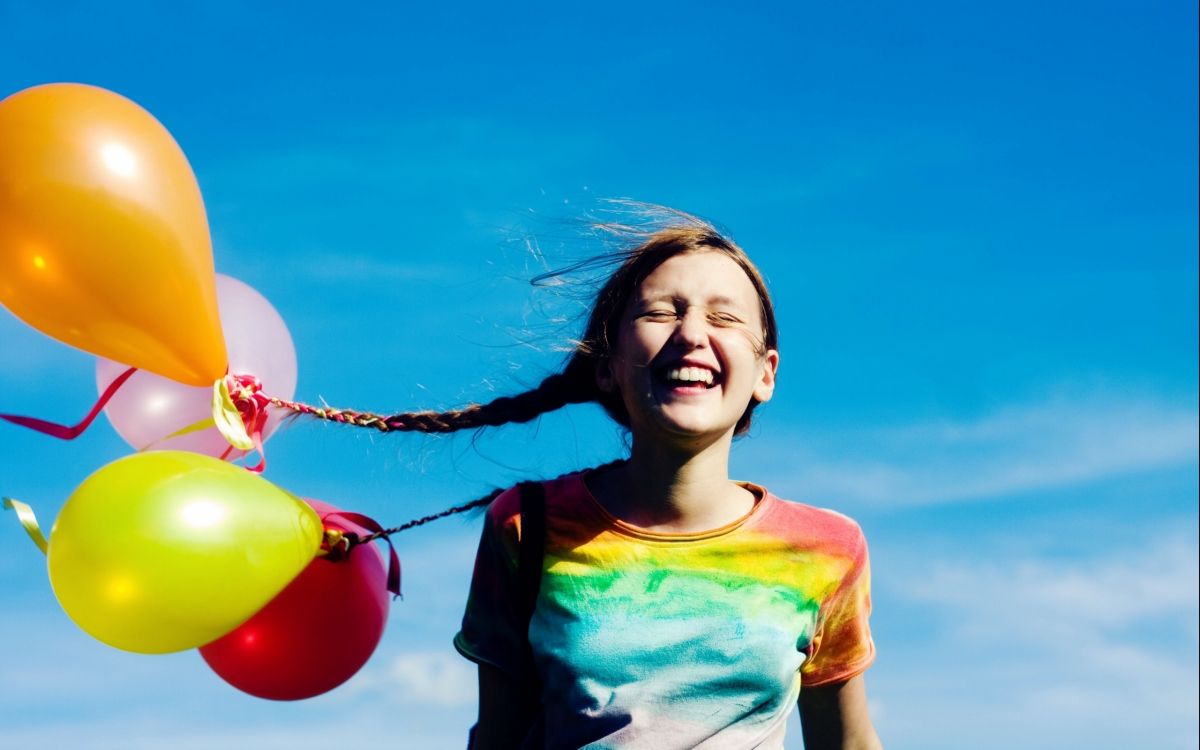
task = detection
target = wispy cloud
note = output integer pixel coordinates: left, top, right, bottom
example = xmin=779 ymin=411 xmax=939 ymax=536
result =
xmin=378 ymin=650 xmax=476 ymax=707
xmin=877 ymin=534 xmax=1199 ymax=749
xmin=0 ymin=524 xmax=484 ymax=748
xmin=746 ymin=391 xmax=1198 ymax=506
xmin=0 ymin=596 xmax=480 ymax=749
xmin=908 ymin=536 xmax=1199 ymax=639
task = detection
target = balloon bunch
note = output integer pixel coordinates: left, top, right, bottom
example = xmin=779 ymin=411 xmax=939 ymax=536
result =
xmin=0 ymin=83 xmax=392 ymax=700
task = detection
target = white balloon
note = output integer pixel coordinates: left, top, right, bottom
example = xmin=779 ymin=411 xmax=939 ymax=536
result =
xmin=96 ymin=274 xmax=298 ymax=458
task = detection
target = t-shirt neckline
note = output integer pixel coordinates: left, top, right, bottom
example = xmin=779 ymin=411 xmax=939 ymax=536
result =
xmin=574 ymin=471 xmax=774 ymax=543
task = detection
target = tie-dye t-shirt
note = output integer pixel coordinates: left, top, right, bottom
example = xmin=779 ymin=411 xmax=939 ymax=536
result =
xmin=454 ymin=471 xmax=874 ymax=749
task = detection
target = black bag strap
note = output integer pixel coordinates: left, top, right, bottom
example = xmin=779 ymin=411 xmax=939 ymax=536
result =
xmin=516 ymin=481 xmax=546 ymax=631
xmin=515 ymin=481 xmax=547 ymax=747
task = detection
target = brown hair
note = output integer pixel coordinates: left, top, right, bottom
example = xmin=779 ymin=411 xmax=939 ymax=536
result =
xmin=282 ymin=209 xmax=777 ymax=437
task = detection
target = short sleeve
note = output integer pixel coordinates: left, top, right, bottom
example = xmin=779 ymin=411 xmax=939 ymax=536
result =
xmin=453 ymin=487 xmax=533 ymax=680
xmin=800 ymin=524 xmax=876 ymax=686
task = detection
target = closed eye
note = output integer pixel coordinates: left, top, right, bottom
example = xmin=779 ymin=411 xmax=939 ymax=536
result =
xmin=638 ymin=309 xmax=677 ymax=321
xmin=708 ymin=311 xmax=744 ymax=326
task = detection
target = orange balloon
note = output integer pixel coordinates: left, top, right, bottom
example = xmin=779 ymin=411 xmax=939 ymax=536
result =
xmin=0 ymin=83 xmax=226 ymax=386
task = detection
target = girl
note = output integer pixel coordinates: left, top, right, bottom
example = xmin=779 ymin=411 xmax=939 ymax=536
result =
xmin=446 ymin=213 xmax=882 ymax=749
xmin=295 ymin=209 xmax=879 ymax=747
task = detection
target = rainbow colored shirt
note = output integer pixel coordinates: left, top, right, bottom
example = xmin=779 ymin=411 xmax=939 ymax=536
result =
xmin=454 ymin=472 xmax=875 ymax=749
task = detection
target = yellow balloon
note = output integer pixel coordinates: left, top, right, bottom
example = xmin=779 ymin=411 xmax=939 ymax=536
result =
xmin=48 ymin=452 xmax=322 ymax=654
xmin=0 ymin=83 xmax=226 ymax=385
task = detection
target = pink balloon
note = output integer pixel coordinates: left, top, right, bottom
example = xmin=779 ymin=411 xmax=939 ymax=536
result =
xmin=97 ymin=274 xmax=297 ymax=457
xmin=200 ymin=498 xmax=390 ymax=700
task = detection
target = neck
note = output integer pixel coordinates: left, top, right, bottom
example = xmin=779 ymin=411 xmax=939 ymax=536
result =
xmin=595 ymin=429 xmax=755 ymax=533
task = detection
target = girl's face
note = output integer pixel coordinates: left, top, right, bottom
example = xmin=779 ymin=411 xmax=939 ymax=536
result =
xmin=599 ymin=250 xmax=779 ymax=446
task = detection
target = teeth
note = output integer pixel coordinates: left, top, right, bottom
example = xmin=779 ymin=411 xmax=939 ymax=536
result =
xmin=666 ymin=366 xmax=715 ymax=385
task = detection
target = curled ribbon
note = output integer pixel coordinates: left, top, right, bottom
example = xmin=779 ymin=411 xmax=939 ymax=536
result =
xmin=3 ymin=497 xmax=48 ymax=555
xmin=211 ymin=374 xmax=271 ymax=474
xmin=319 ymin=510 xmax=403 ymax=600
xmin=0 ymin=367 xmax=273 ymax=474
xmin=0 ymin=366 xmax=136 ymax=440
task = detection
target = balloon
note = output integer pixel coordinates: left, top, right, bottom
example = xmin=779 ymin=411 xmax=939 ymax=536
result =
xmin=200 ymin=499 xmax=389 ymax=700
xmin=48 ymin=451 xmax=322 ymax=654
xmin=0 ymin=83 xmax=226 ymax=386
xmin=97 ymin=274 xmax=298 ymax=457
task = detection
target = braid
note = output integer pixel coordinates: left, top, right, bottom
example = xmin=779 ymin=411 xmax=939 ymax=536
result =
xmin=269 ymin=353 xmax=598 ymax=434
xmin=356 ymin=487 xmax=505 ymax=543
xmin=355 ymin=458 xmax=627 ymax=543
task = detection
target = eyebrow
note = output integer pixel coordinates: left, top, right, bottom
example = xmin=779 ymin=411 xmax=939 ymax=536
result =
xmin=705 ymin=295 xmax=742 ymax=308
xmin=637 ymin=293 xmax=747 ymax=309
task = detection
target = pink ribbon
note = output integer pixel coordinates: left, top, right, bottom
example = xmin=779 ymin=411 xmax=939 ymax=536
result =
xmin=219 ymin=373 xmax=271 ymax=473
xmin=1 ymin=367 xmax=137 ymax=439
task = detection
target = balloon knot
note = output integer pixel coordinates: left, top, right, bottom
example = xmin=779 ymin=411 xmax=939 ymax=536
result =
xmin=224 ymin=373 xmax=271 ymax=432
xmin=320 ymin=527 xmax=360 ymax=561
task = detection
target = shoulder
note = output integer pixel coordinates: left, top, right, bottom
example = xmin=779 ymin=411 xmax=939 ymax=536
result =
xmin=483 ymin=472 xmax=593 ymax=542
xmin=484 ymin=484 xmax=522 ymax=526
xmin=757 ymin=491 xmax=868 ymax=561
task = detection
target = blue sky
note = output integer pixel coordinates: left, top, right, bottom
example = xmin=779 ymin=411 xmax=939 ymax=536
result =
xmin=1 ymin=2 xmax=1196 ymax=748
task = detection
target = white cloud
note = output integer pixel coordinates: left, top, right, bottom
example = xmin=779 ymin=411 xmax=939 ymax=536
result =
xmin=344 ymin=650 xmax=476 ymax=709
xmin=909 ymin=537 xmax=1199 ymax=634
xmin=747 ymin=392 xmax=1198 ymax=506
xmin=385 ymin=650 xmax=477 ymax=707
xmin=0 ymin=606 xmax=479 ymax=749
xmin=877 ymin=535 xmax=1200 ymax=749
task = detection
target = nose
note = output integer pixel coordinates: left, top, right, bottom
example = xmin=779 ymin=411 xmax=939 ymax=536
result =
xmin=671 ymin=306 xmax=709 ymax=349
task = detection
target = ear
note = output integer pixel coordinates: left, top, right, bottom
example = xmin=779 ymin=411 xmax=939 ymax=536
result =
xmin=595 ymin=358 xmax=617 ymax=393
xmin=752 ymin=349 xmax=779 ymax=403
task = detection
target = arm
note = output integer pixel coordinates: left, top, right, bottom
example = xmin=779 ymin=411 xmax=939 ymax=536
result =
xmin=798 ymin=674 xmax=882 ymax=750
xmin=471 ymin=663 xmax=539 ymax=750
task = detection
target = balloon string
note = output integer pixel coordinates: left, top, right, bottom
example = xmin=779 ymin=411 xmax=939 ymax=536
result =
xmin=0 ymin=366 xmax=137 ymax=440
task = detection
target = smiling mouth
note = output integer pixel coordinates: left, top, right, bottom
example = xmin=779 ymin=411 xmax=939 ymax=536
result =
xmin=654 ymin=365 xmax=721 ymax=390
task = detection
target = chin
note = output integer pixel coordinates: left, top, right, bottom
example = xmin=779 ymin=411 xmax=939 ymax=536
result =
xmin=641 ymin=410 xmax=736 ymax=443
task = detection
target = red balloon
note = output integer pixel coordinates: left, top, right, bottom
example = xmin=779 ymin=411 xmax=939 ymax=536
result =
xmin=199 ymin=499 xmax=389 ymax=700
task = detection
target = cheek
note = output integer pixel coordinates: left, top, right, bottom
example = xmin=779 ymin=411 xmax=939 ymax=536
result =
xmin=716 ymin=332 xmax=764 ymax=364
xmin=610 ymin=353 xmax=650 ymax=392
xmin=621 ymin=326 xmax=668 ymax=363
xmin=731 ymin=326 xmax=769 ymax=355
